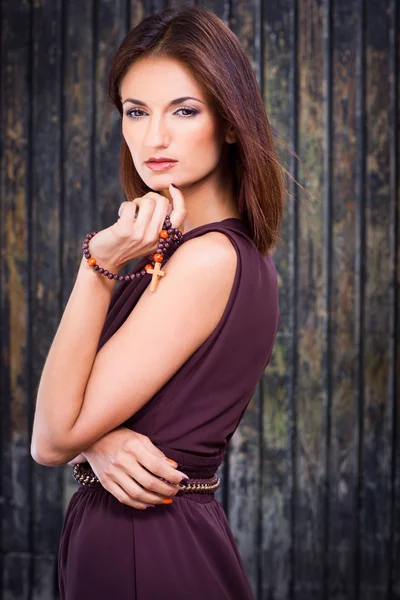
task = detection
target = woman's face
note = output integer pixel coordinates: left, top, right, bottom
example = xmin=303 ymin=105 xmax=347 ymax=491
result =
xmin=120 ymin=56 xmax=230 ymax=192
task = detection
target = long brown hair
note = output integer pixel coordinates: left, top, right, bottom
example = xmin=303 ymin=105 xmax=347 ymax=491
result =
xmin=107 ymin=5 xmax=286 ymax=256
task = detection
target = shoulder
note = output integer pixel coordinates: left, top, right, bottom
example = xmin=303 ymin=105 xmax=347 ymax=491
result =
xmin=167 ymin=230 xmax=238 ymax=277
xmin=135 ymin=229 xmax=238 ymax=335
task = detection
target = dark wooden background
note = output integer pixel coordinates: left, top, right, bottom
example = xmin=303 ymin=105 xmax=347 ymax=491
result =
xmin=1 ymin=0 xmax=399 ymax=598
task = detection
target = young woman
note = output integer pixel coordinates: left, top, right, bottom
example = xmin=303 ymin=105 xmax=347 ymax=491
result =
xmin=31 ymin=5 xmax=284 ymax=599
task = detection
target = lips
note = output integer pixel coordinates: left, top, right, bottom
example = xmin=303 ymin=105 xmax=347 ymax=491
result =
xmin=146 ymin=158 xmax=177 ymax=163
xmin=146 ymin=160 xmax=177 ymax=172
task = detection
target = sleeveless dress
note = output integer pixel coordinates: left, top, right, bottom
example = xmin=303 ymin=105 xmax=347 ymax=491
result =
xmin=57 ymin=217 xmax=280 ymax=600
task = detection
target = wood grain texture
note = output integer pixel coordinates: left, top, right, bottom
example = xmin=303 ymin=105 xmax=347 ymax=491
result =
xmin=0 ymin=1 xmax=398 ymax=599
xmin=295 ymin=0 xmax=326 ymax=598
xmin=360 ymin=1 xmax=395 ymax=598
xmin=1 ymin=1 xmax=33 ymax=598
xmin=30 ymin=1 xmax=64 ymax=598
xmin=329 ymin=0 xmax=358 ymax=598
xmin=263 ymin=0 xmax=294 ymax=599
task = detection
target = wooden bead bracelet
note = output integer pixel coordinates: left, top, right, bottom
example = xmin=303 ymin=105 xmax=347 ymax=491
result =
xmin=82 ymin=214 xmax=183 ymax=292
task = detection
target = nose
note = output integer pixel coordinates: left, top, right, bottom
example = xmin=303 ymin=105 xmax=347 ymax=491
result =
xmin=144 ymin=115 xmax=170 ymax=147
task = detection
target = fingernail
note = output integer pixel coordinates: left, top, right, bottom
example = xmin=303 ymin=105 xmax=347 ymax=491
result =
xmin=165 ymin=458 xmax=178 ymax=467
xmin=180 ymin=478 xmax=190 ymax=485
xmin=162 ymin=498 xmax=173 ymax=505
xmin=171 ymin=183 xmax=179 ymax=188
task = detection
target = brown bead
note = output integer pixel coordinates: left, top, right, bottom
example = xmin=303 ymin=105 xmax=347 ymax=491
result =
xmin=87 ymin=257 xmax=96 ymax=266
xmin=153 ymin=253 xmax=163 ymax=263
xmin=144 ymin=263 xmax=153 ymax=271
xmin=159 ymin=229 xmax=169 ymax=239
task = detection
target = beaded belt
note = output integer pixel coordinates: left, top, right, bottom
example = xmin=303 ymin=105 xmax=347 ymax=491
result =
xmin=72 ymin=462 xmax=220 ymax=494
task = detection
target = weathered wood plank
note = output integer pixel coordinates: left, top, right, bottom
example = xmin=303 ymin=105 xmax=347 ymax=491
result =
xmin=30 ymin=0 xmax=65 ymax=594
xmin=30 ymin=6 xmax=64 ymax=594
xmin=329 ymin=0 xmax=359 ymax=598
xmin=295 ymin=0 xmax=326 ymax=597
xmin=388 ymin=1 xmax=400 ymax=597
xmin=94 ymin=0 xmax=129 ymax=255
xmin=263 ymin=0 xmax=295 ymax=597
xmin=2 ymin=554 xmax=30 ymax=600
xmin=0 ymin=1 xmax=32 ymax=597
xmin=360 ymin=1 xmax=394 ymax=598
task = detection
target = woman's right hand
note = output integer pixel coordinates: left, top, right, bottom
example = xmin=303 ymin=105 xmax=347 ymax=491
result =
xmin=72 ymin=427 xmax=189 ymax=510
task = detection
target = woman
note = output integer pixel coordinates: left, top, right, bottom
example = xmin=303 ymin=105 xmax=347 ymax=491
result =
xmin=31 ymin=5 xmax=284 ymax=599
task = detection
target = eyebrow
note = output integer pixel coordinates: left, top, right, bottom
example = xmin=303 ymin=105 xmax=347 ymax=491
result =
xmin=122 ymin=96 xmax=205 ymax=106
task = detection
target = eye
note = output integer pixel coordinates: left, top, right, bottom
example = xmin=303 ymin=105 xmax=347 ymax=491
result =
xmin=174 ymin=107 xmax=198 ymax=117
xmin=124 ymin=107 xmax=199 ymax=119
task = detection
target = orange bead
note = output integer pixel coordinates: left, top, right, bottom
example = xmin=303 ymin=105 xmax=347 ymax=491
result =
xmin=159 ymin=229 xmax=169 ymax=239
xmin=144 ymin=263 xmax=153 ymax=271
xmin=87 ymin=257 xmax=96 ymax=266
xmin=153 ymin=253 xmax=163 ymax=263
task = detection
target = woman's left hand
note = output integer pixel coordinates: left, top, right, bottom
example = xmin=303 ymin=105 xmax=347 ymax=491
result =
xmin=87 ymin=184 xmax=186 ymax=272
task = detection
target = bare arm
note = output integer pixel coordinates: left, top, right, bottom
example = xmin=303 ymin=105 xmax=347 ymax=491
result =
xmin=31 ymin=232 xmax=237 ymax=466
xmin=30 ymin=254 xmax=117 ymax=465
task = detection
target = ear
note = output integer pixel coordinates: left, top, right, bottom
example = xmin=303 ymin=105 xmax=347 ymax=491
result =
xmin=225 ymin=124 xmax=237 ymax=144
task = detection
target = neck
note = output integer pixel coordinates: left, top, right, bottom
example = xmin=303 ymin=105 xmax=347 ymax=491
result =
xmin=162 ymin=172 xmax=240 ymax=236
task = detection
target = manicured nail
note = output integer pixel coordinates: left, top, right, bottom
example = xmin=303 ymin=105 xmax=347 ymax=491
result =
xmin=180 ymin=478 xmax=190 ymax=485
xmin=162 ymin=498 xmax=173 ymax=504
xmin=165 ymin=458 xmax=178 ymax=467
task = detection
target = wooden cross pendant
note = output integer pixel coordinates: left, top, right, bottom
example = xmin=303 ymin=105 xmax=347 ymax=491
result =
xmin=147 ymin=262 xmax=165 ymax=292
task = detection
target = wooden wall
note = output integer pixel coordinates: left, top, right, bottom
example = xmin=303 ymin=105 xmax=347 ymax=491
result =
xmin=0 ymin=0 xmax=398 ymax=598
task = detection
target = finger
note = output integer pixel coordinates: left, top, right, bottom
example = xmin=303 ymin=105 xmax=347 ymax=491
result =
xmin=106 ymin=480 xmax=151 ymax=510
xmin=118 ymin=454 xmax=183 ymax=498
xmin=146 ymin=195 xmax=169 ymax=240
xmin=132 ymin=195 xmax=157 ymax=238
xmin=111 ymin=470 xmax=177 ymax=505
xmin=133 ymin=193 xmax=171 ymax=225
xmin=117 ymin=200 xmax=138 ymax=236
xmin=168 ymin=183 xmax=186 ymax=230
xmin=129 ymin=440 xmax=189 ymax=484
xmin=138 ymin=438 xmax=184 ymax=486
xmin=118 ymin=435 xmax=189 ymax=489
xmin=130 ymin=442 xmax=188 ymax=483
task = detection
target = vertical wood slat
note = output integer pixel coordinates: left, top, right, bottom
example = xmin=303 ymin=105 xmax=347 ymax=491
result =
xmin=31 ymin=0 xmax=64 ymax=597
xmin=361 ymin=1 xmax=396 ymax=598
xmin=263 ymin=1 xmax=296 ymax=599
xmin=388 ymin=0 xmax=400 ymax=596
xmin=354 ymin=3 xmax=366 ymax=600
xmin=1 ymin=1 xmax=32 ymax=599
xmin=296 ymin=0 xmax=326 ymax=598
xmin=330 ymin=0 xmax=359 ymax=598
xmin=322 ymin=0 xmax=333 ymax=597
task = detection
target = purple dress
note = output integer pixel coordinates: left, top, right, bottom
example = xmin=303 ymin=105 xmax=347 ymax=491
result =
xmin=58 ymin=217 xmax=280 ymax=599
